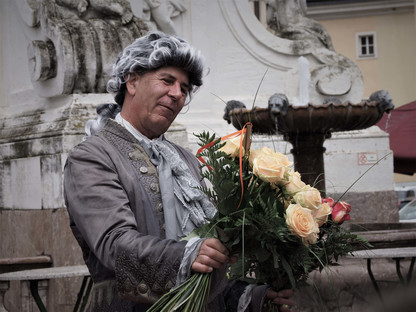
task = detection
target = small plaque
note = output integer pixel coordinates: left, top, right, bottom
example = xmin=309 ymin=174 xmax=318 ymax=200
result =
xmin=358 ymin=153 xmax=378 ymax=165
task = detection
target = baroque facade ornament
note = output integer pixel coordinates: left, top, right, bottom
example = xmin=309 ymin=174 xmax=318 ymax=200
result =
xmin=233 ymin=0 xmax=364 ymax=104
xmin=141 ymin=0 xmax=186 ymax=35
xmin=17 ymin=0 xmax=149 ymax=97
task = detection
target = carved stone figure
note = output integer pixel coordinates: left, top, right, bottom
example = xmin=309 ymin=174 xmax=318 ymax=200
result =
xmin=267 ymin=0 xmax=333 ymax=50
xmin=55 ymin=0 xmax=135 ymax=24
xmin=142 ymin=0 xmax=186 ymax=34
xmin=223 ymin=100 xmax=246 ymax=124
xmin=17 ymin=0 xmax=149 ymax=97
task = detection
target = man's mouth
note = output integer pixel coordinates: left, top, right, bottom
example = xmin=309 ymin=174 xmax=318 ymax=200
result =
xmin=158 ymin=103 xmax=176 ymax=116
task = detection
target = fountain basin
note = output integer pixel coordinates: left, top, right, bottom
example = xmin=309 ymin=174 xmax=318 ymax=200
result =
xmin=228 ymin=100 xmax=387 ymax=135
xmin=226 ymin=97 xmax=392 ymax=194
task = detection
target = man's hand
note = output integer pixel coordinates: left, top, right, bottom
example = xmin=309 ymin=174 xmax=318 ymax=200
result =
xmin=266 ymin=288 xmax=294 ymax=312
xmin=191 ymin=238 xmax=235 ymax=273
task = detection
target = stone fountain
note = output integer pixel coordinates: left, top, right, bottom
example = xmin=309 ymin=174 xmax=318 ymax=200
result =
xmin=225 ymin=89 xmax=394 ymax=196
xmin=220 ymin=0 xmax=396 ymax=196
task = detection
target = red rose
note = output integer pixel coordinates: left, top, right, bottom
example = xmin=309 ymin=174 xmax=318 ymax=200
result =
xmin=322 ymin=197 xmax=351 ymax=224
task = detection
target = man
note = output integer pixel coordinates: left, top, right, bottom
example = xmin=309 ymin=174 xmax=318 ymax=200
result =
xmin=64 ymin=31 xmax=294 ymax=311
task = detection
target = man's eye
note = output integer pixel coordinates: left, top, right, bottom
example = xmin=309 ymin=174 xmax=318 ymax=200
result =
xmin=162 ymin=79 xmax=173 ymax=84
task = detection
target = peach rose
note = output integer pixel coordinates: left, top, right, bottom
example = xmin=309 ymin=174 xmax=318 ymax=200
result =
xmin=312 ymin=202 xmax=332 ymax=226
xmin=283 ymin=170 xmax=306 ymax=194
xmin=285 ymin=204 xmax=319 ymax=246
xmin=249 ymin=147 xmax=273 ymax=164
xmin=250 ymin=147 xmax=292 ymax=185
xmin=293 ymin=185 xmax=322 ymax=211
xmin=220 ymin=136 xmax=244 ymax=158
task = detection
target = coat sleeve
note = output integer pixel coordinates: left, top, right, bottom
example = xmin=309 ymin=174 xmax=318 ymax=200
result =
xmin=64 ymin=139 xmax=187 ymax=304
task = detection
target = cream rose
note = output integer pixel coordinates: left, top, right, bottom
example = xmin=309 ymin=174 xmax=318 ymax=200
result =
xmin=250 ymin=147 xmax=292 ymax=185
xmin=312 ymin=202 xmax=332 ymax=226
xmin=220 ymin=136 xmax=244 ymax=158
xmin=293 ymin=185 xmax=322 ymax=210
xmin=249 ymin=146 xmax=273 ymax=164
xmin=283 ymin=170 xmax=306 ymax=194
xmin=285 ymin=204 xmax=319 ymax=246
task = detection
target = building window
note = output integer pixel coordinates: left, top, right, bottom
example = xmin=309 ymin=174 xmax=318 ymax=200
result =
xmin=356 ymin=32 xmax=377 ymax=59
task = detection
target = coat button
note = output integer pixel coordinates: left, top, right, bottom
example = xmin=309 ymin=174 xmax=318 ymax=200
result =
xmin=150 ymin=183 xmax=159 ymax=193
xmin=138 ymin=283 xmax=148 ymax=294
xmin=157 ymin=203 xmax=163 ymax=213
xmin=140 ymin=166 xmax=148 ymax=174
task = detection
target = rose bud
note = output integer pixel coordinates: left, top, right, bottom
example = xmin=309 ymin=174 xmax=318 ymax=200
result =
xmin=322 ymin=197 xmax=335 ymax=207
xmin=331 ymin=201 xmax=351 ymax=224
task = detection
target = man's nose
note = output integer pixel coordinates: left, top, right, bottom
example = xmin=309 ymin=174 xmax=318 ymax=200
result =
xmin=168 ymin=82 xmax=182 ymax=100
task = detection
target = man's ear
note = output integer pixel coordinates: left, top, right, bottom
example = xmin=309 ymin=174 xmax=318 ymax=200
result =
xmin=125 ymin=73 xmax=138 ymax=96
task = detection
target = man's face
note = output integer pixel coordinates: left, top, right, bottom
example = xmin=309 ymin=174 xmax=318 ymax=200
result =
xmin=122 ymin=66 xmax=190 ymax=139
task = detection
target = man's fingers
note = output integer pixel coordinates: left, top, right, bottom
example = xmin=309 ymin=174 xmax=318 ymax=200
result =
xmin=276 ymin=288 xmax=294 ymax=298
xmin=191 ymin=260 xmax=213 ymax=273
xmin=203 ymin=238 xmax=229 ymax=255
xmin=191 ymin=238 xmax=231 ymax=273
xmin=198 ymin=238 xmax=229 ymax=263
xmin=266 ymin=288 xmax=295 ymax=311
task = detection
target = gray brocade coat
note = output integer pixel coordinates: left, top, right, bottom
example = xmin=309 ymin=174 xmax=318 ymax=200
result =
xmin=64 ymin=119 xmax=268 ymax=312
xmin=64 ymin=120 xmax=202 ymax=311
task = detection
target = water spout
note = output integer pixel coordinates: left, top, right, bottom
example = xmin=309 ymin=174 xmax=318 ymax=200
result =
xmin=292 ymin=56 xmax=310 ymax=107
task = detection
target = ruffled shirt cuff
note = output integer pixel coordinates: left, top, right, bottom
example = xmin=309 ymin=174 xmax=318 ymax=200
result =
xmin=175 ymin=237 xmax=205 ymax=286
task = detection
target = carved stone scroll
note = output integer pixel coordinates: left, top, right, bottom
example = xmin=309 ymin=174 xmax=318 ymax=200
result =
xmin=17 ymin=0 xmax=149 ymax=98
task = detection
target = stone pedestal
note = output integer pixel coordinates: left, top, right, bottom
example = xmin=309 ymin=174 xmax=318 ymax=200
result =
xmin=0 ymin=94 xmax=111 ymax=210
xmin=324 ymin=126 xmax=397 ymax=223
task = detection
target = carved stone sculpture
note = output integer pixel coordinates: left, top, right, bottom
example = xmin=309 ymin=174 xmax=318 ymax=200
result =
xmin=142 ymin=0 xmax=186 ymax=34
xmin=267 ymin=0 xmax=334 ymax=50
xmin=17 ymin=0 xmax=149 ymax=97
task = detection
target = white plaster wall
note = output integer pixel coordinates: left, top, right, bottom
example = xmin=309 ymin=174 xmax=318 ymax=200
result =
xmin=174 ymin=1 xmax=365 ymax=144
xmin=0 ymin=0 xmax=37 ymax=116
xmin=175 ymin=0 xmax=299 ymax=141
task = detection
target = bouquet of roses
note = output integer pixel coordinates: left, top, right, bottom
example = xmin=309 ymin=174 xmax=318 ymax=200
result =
xmin=148 ymin=125 xmax=370 ymax=312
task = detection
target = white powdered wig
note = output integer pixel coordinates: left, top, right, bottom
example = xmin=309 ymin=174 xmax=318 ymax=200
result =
xmin=107 ymin=31 xmax=205 ymax=106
